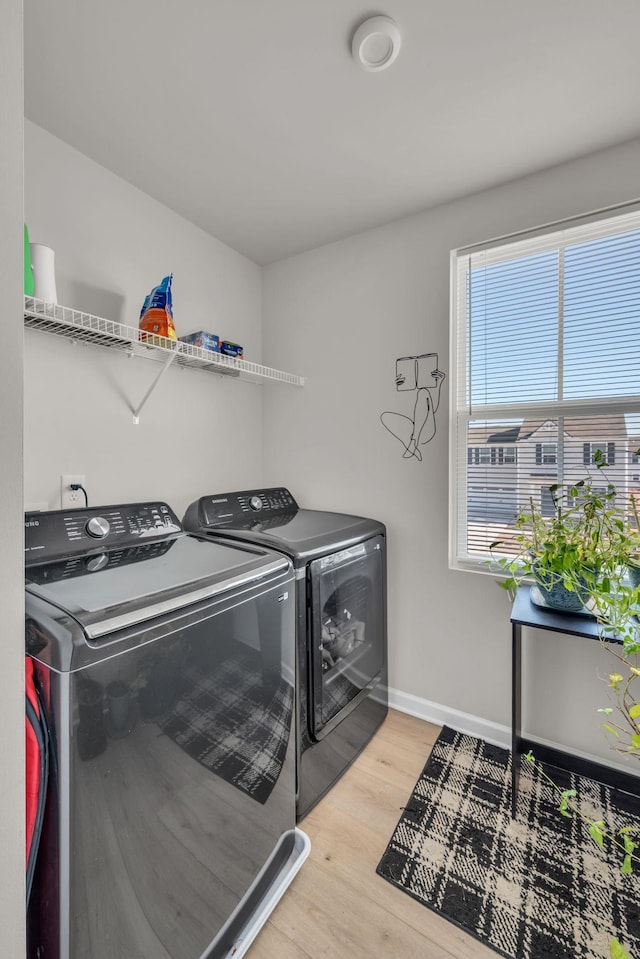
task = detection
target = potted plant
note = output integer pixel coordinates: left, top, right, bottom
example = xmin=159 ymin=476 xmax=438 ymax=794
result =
xmin=489 ymin=453 xmax=640 ymax=959
xmin=626 ymin=494 xmax=640 ymax=590
xmin=490 ymin=450 xmax=637 ymax=613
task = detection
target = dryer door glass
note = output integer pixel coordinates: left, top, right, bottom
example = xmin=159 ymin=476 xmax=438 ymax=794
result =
xmin=309 ymin=535 xmax=385 ymax=738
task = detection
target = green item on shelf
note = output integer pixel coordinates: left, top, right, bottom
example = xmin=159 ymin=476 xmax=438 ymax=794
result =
xmin=24 ymin=224 xmax=34 ymax=296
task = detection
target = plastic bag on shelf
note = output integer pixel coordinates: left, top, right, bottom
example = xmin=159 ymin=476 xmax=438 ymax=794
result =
xmin=139 ymin=274 xmax=177 ymax=345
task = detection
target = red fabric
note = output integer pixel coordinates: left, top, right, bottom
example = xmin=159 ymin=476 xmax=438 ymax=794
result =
xmin=25 ymin=656 xmax=40 ymax=866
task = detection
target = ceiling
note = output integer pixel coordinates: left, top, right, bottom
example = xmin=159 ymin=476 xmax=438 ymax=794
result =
xmin=24 ymin=0 xmax=640 ymax=265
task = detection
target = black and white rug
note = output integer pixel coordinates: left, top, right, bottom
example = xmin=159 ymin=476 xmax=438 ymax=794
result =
xmin=160 ymin=648 xmax=293 ymax=805
xmin=377 ymin=726 xmax=640 ymax=959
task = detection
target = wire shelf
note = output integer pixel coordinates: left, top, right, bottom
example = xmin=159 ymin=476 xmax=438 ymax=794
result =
xmin=24 ymin=297 xmax=305 ymax=387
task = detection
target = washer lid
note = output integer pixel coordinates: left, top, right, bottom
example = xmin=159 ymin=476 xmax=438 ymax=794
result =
xmin=198 ymin=509 xmax=385 ymax=565
xmin=26 ymin=533 xmax=290 ymax=639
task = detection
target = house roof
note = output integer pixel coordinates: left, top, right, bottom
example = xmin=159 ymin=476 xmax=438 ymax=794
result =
xmin=519 ymin=415 xmax=628 ymax=441
xmin=468 ymin=414 xmax=630 ymax=445
xmin=486 ymin=426 xmax=521 ymax=444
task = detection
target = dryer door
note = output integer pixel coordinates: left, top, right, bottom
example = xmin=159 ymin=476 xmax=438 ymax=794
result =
xmin=308 ymin=535 xmax=385 ymax=739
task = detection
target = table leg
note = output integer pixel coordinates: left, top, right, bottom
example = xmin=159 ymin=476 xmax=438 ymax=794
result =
xmin=511 ymin=620 xmax=522 ymax=817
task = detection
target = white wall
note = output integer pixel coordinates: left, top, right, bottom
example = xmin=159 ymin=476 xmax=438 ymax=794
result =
xmin=262 ymin=137 xmax=640 ymax=770
xmin=1 ymin=0 xmax=25 ymax=954
xmin=24 ymin=120 xmax=265 ymax=517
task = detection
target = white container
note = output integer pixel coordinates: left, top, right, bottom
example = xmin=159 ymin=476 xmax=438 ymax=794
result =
xmin=30 ymin=243 xmax=58 ymax=304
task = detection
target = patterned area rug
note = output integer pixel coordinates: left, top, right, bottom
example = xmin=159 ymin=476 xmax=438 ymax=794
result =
xmin=377 ymin=726 xmax=640 ymax=959
xmin=160 ymin=648 xmax=293 ymax=805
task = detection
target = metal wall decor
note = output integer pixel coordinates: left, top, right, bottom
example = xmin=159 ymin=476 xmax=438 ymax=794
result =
xmin=380 ymin=352 xmax=445 ymax=461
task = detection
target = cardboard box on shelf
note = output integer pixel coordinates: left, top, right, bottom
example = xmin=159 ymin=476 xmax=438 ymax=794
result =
xmin=179 ymin=330 xmax=221 ymax=353
xmin=221 ymin=340 xmax=243 ymax=359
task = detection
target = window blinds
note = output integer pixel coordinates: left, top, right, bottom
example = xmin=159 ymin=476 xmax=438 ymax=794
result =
xmin=450 ymin=206 xmax=640 ymax=570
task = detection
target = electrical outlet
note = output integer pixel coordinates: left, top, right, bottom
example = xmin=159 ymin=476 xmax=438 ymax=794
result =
xmin=61 ymin=474 xmax=85 ymax=510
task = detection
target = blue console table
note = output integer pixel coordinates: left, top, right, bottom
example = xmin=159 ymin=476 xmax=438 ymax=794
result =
xmin=510 ymin=585 xmax=639 ymax=816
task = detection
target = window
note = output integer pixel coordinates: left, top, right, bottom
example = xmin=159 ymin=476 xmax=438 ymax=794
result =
xmin=467 ymin=446 xmax=518 ymax=466
xmin=497 ymin=447 xmax=517 ymax=465
xmin=450 ymin=205 xmax=640 ymax=569
xmin=536 ymin=443 xmax=557 ymax=465
xmin=583 ymin=441 xmax=616 ymax=466
xmin=540 ymin=486 xmax=557 ymax=517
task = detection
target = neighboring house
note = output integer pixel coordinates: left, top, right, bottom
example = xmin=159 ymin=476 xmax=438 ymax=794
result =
xmin=467 ymin=424 xmax=520 ymax=521
xmin=467 ymin=415 xmax=634 ymax=524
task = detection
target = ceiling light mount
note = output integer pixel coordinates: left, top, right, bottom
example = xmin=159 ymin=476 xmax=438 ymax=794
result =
xmin=352 ymin=15 xmax=401 ymax=72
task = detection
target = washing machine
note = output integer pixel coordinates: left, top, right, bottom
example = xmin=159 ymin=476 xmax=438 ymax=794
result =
xmin=25 ymin=500 xmax=309 ymax=959
xmin=183 ymin=488 xmax=388 ymax=820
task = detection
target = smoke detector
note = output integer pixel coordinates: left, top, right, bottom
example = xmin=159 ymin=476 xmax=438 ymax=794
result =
xmin=352 ymin=16 xmax=401 ymax=72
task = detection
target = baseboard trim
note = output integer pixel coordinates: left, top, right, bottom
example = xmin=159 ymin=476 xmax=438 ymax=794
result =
xmin=387 ymin=687 xmax=510 ymax=749
xmin=387 ymin=686 xmax=640 ymax=781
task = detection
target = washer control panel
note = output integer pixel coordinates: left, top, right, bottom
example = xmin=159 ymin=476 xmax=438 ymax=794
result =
xmin=24 ymin=502 xmax=182 ymax=565
xmin=192 ymin=487 xmax=298 ymax=529
xmin=25 ymin=538 xmax=175 ymax=583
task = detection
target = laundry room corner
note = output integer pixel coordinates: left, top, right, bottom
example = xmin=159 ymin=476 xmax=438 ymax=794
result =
xmin=23 ymin=120 xmax=267 ymax=516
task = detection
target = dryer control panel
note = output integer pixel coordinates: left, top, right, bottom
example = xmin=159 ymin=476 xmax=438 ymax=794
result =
xmin=188 ymin=487 xmax=298 ymax=529
xmin=24 ymin=501 xmax=182 ymax=565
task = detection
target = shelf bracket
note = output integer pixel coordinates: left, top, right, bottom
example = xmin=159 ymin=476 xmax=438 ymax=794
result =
xmin=132 ymin=352 xmax=177 ymax=424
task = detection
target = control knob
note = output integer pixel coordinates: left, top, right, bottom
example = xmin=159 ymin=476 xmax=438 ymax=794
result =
xmin=86 ymin=553 xmax=109 ymax=572
xmin=249 ymin=496 xmax=263 ymax=511
xmin=86 ymin=516 xmax=110 ymax=539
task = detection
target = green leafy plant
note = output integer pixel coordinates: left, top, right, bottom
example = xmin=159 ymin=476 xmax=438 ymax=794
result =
xmin=612 ymin=939 xmax=633 ymax=959
xmin=490 ymin=450 xmax=640 ymax=611
xmin=492 ymin=453 xmax=640 ymax=958
xmin=524 ymin=751 xmax=637 ymax=959
xmin=593 ymin=620 xmax=640 ymax=760
xmin=488 ymin=451 xmax=640 ymax=755
xmin=578 ymin=484 xmax=640 ymax=761
xmin=525 ymin=751 xmax=640 ymax=872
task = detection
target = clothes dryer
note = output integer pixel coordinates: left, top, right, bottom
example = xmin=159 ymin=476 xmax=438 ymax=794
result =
xmin=183 ymin=488 xmax=388 ymax=820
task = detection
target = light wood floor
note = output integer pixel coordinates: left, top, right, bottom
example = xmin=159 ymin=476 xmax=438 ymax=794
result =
xmin=250 ymin=709 xmax=497 ymax=959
